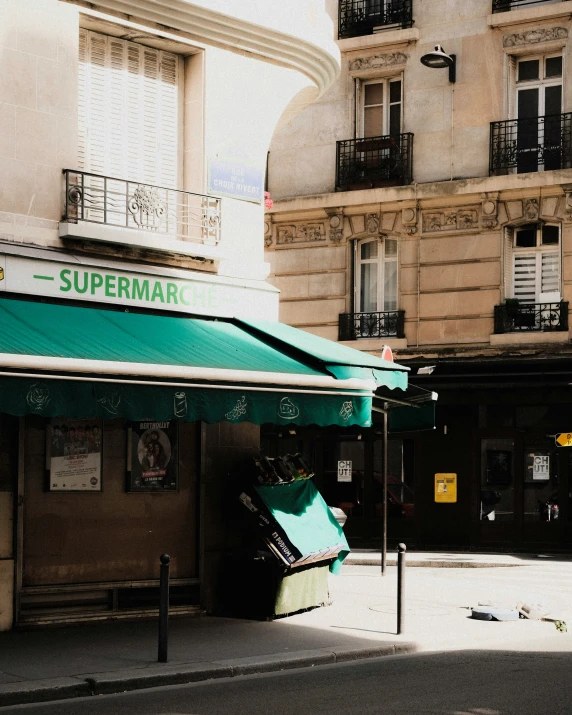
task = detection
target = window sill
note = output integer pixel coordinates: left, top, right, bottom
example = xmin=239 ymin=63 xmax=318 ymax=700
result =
xmin=59 ymin=221 xmax=225 ymax=262
xmin=488 ymin=1 xmax=572 ymax=28
xmin=338 ymin=27 xmax=419 ymax=55
xmin=490 ymin=331 xmax=569 ymax=345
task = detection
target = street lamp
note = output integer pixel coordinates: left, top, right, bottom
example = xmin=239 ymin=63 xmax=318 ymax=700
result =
xmin=420 ymin=45 xmax=456 ymax=83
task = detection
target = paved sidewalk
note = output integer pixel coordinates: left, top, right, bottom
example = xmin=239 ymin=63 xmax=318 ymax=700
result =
xmin=1 ymin=552 xmax=571 ymax=708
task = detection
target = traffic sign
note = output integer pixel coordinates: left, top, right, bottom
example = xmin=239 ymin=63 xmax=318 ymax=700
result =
xmin=555 ymin=433 xmax=572 ymax=447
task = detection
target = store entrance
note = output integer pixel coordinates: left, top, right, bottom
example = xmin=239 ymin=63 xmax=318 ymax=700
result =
xmin=478 ymin=430 xmax=569 ymax=549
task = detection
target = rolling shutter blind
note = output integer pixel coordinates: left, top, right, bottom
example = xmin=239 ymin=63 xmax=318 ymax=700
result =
xmin=541 ymin=252 xmax=560 ymax=294
xmin=513 ymin=254 xmax=537 ymax=302
xmin=502 ymin=227 xmax=513 ymax=300
xmin=78 ymin=29 xmax=179 ymax=188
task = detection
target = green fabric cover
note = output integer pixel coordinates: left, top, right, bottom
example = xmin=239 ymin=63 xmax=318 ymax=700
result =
xmin=274 ymin=564 xmax=330 ymax=616
xmin=0 ymin=375 xmax=372 ymax=426
xmin=255 ymin=481 xmax=350 ymax=574
xmin=237 ymin=318 xmax=409 ymax=391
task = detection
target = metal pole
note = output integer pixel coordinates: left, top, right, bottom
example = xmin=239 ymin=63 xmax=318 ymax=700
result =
xmin=397 ymin=543 xmax=406 ymax=635
xmin=381 ymin=409 xmax=388 ymax=575
xmin=158 ymin=553 xmax=170 ymax=663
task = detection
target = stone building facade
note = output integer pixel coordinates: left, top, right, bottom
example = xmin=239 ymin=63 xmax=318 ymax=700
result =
xmin=266 ymin=0 xmax=572 ymax=551
xmin=0 ymin=0 xmax=340 ymax=629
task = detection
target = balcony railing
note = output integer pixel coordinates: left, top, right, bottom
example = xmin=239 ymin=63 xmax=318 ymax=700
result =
xmin=336 ymin=134 xmax=413 ymax=191
xmin=494 ymin=302 xmax=569 ymax=333
xmin=64 ymin=170 xmax=221 ymax=245
xmin=338 ymin=0 xmax=413 ymax=39
xmin=339 ymin=311 xmax=405 ymax=340
xmin=492 ymin=0 xmax=564 ymax=12
xmin=489 ymin=114 xmax=572 ymax=175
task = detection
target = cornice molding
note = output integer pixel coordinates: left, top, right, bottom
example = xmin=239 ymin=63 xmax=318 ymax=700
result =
xmin=64 ymin=0 xmax=340 ymax=96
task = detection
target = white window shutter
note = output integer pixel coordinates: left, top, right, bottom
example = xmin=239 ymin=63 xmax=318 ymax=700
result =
xmin=513 ymin=253 xmax=537 ymax=303
xmin=507 ymin=55 xmax=517 ymax=120
xmin=541 ymin=252 xmax=560 ymax=295
xmin=77 ymin=30 xmax=179 ymax=189
xmin=503 ymin=227 xmax=513 ymax=300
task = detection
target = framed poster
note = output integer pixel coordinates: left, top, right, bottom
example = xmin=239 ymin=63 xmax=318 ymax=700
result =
xmin=127 ymin=421 xmax=178 ymax=492
xmin=47 ymin=418 xmax=102 ymax=491
xmin=526 ymin=452 xmax=550 ymax=482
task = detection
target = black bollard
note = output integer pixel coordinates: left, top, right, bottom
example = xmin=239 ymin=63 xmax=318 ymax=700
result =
xmin=158 ymin=553 xmax=170 ymax=663
xmin=397 ymin=543 xmax=406 ymax=635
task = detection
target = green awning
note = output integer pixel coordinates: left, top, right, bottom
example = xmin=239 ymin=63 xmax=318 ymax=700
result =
xmin=237 ymin=319 xmax=409 ymax=391
xmin=0 ymin=296 xmax=409 ymax=427
xmin=255 ymin=481 xmax=350 ymax=574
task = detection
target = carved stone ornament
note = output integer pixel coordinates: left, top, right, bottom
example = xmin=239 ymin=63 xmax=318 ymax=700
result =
xmin=349 ymin=52 xmax=407 ymax=72
xmin=264 ymin=220 xmax=272 ymax=247
xmin=401 ymin=206 xmax=417 ymax=235
xmin=366 ymin=213 xmax=380 ymax=234
xmin=328 ymin=213 xmax=344 ymax=243
xmin=503 ymin=27 xmax=568 ymax=48
xmin=524 ymin=198 xmax=540 ymax=221
xmin=481 ymin=199 xmax=498 ymax=229
xmin=423 ymin=209 xmax=479 ymax=232
xmin=276 ymin=223 xmax=326 ymax=245
xmin=566 ymin=192 xmax=572 ymax=221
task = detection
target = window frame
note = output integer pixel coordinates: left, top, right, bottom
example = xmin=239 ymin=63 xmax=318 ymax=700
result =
xmin=355 ymin=75 xmax=403 ymax=139
xmin=354 ymin=236 xmax=399 ymax=314
xmin=511 ymin=223 xmax=561 ymax=302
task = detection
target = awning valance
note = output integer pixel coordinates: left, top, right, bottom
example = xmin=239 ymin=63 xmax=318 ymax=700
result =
xmin=0 ymin=296 xmax=409 ymax=427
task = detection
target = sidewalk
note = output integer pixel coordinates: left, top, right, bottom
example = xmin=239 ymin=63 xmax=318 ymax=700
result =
xmin=1 ymin=552 xmax=571 ymax=708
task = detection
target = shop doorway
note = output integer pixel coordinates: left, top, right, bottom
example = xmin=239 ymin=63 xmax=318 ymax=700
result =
xmin=478 ymin=430 xmax=569 ymax=549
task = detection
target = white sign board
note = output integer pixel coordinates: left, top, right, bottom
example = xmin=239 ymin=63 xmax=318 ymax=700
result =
xmin=532 ymin=454 xmax=550 ymax=481
xmin=0 ymin=254 xmax=277 ymax=320
xmin=337 ymin=460 xmax=352 ymax=483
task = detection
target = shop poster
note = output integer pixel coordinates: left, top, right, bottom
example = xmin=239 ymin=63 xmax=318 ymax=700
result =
xmin=128 ymin=421 xmax=178 ymax=491
xmin=48 ymin=418 xmax=102 ymax=491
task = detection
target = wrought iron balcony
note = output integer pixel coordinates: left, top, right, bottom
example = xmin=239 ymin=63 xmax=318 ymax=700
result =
xmin=489 ymin=114 xmax=572 ymax=175
xmin=338 ymin=0 xmax=413 ymax=39
xmin=492 ymin=0 xmax=564 ymax=12
xmin=336 ymin=134 xmax=413 ymax=192
xmin=494 ymin=301 xmax=569 ymax=333
xmin=339 ymin=311 xmax=405 ymax=340
xmin=63 ymin=170 xmax=221 ymax=246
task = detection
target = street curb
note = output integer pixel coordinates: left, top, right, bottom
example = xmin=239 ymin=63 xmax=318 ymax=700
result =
xmin=344 ymin=558 xmax=524 ymax=568
xmin=0 ymin=643 xmax=419 ymax=707
xmin=0 ymin=677 xmax=91 ymax=707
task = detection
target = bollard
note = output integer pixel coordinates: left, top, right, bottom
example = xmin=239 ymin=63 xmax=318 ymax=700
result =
xmin=397 ymin=543 xmax=406 ymax=635
xmin=158 ymin=553 xmax=170 ymax=663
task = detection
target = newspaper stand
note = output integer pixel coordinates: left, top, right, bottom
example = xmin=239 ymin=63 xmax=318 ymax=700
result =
xmin=228 ymin=454 xmax=349 ymax=619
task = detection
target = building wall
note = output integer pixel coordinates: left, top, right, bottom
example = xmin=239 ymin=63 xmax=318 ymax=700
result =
xmin=266 ymin=0 xmax=572 ymax=359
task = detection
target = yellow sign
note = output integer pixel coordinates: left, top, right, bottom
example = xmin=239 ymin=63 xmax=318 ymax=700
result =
xmin=0 ymin=266 xmax=4 ymax=280
xmin=555 ymin=433 xmax=572 ymax=447
xmin=435 ymin=473 xmax=457 ymax=503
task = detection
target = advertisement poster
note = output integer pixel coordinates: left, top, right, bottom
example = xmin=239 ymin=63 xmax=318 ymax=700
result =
xmin=128 ymin=421 xmax=178 ymax=492
xmin=337 ymin=460 xmax=352 ymax=483
xmin=48 ymin=418 xmax=102 ymax=491
xmin=527 ymin=452 xmax=550 ymax=482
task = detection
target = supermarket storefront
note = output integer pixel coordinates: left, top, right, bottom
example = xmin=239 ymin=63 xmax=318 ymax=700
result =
xmin=0 ymin=277 xmax=412 ymax=626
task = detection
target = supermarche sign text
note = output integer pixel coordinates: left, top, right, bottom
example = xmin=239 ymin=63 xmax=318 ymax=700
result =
xmin=0 ymin=254 xmax=274 ymax=319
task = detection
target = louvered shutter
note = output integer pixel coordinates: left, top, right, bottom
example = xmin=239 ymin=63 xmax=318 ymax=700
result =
xmin=503 ymin=227 xmax=513 ymax=300
xmin=507 ymin=55 xmax=517 ymax=120
xmin=541 ymin=252 xmax=560 ymax=294
xmin=513 ymin=253 xmax=537 ymax=303
xmin=78 ymin=30 xmax=179 ymax=189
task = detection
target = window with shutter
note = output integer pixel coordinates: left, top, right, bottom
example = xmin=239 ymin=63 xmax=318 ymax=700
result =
xmin=78 ymin=29 xmax=180 ymax=189
xmin=511 ymin=224 xmax=561 ymax=302
xmin=355 ymin=237 xmax=398 ymax=312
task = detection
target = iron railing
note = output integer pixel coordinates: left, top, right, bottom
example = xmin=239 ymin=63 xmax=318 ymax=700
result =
xmin=492 ymin=0 xmax=564 ymax=12
xmin=339 ymin=310 xmax=405 ymax=340
xmin=489 ymin=114 xmax=572 ymax=175
xmin=64 ymin=170 xmax=221 ymax=245
xmin=336 ymin=133 xmax=413 ymax=191
xmin=494 ymin=302 xmax=569 ymax=333
xmin=338 ymin=0 xmax=413 ymax=38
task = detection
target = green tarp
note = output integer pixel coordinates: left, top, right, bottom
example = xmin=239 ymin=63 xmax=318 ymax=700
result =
xmin=255 ymin=481 xmax=350 ymax=574
xmin=0 ymin=296 xmax=413 ymax=427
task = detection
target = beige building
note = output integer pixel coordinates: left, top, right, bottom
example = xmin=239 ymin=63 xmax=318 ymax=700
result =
xmin=0 ymin=0 xmax=351 ymax=629
xmin=266 ymin=0 xmax=572 ymax=551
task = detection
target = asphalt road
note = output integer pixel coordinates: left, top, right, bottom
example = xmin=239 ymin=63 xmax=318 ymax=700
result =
xmin=4 ymin=647 xmax=572 ymax=715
